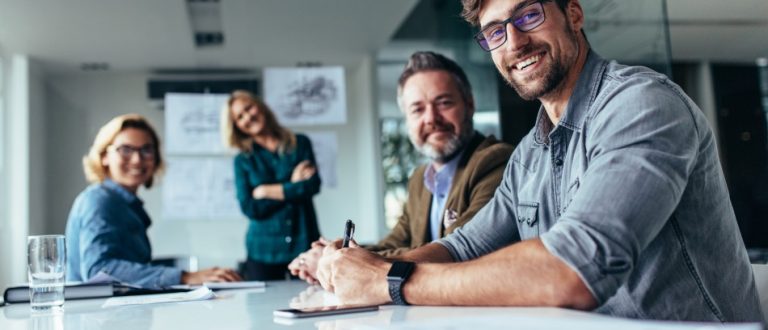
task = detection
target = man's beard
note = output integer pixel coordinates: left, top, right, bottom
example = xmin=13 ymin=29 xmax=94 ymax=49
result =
xmin=501 ymin=25 xmax=579 ymax=101
xmin=503 ymin=43 xmax=568 ymax=101
xmin=414 ymin=120 xmax=473 ymax=163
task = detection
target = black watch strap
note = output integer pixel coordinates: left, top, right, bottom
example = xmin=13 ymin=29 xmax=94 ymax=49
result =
xmin=388 ymin=278 xmax=408 ymax=305
xmin=387 ymin=261 xmax=415 ymax=305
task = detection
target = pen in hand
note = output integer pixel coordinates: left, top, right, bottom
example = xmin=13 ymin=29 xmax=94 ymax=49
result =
xmin=341 ymin=219 xmax=355 ymax=248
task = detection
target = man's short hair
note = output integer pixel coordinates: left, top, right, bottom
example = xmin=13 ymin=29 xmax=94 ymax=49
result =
xmin=397 ymin=51 xmax=473 ymax=109
xmin=461 ymin=0 xmax=569 ymax=26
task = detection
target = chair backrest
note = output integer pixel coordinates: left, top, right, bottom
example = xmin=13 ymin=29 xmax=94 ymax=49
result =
xmin=753 ymin=263 xmax=768 ymax=318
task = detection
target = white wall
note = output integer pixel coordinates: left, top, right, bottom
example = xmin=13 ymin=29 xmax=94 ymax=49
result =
xmin=42 ymin=56 xmax=383 ymax=270
xmin=0 ymin=55 xmax=47 ymax=288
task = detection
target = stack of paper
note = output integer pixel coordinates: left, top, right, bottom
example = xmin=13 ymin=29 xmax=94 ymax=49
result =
xmin=102 ymin=287 xmax=216 ymax=308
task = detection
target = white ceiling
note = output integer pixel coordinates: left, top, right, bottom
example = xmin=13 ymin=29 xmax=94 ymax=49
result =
xmin=0 ymin=0 xmax=765 ymax=75
xmin=0 ymin=0 xmax=419 ymax=73
xmin=667 ymin=0 xmax=768 ymax=63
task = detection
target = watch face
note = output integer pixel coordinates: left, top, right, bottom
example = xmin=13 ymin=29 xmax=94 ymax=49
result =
xmin=387 ymin=261 xmax=415 ymax=280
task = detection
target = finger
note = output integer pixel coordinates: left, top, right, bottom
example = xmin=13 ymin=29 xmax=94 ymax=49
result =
xmin=350 ymin=239 xmax=360 ymax=248
xmin=300 ymin=271 xmax=317 ymax=284
xmin=220 ymin=269 xmax=241 ymax=282
xmin=296 ymin=160 xmax=310 ymax=170
xmin=316 ymin=264 xmax=333 ymax=292
xmin=312 ymin=239 xmax=328 ymax=249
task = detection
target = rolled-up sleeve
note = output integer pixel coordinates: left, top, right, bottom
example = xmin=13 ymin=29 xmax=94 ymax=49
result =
xmin=540 ymin=78 xmax=699 ymax=304
xmin=437 ymin=158 xmax=521 ymax=261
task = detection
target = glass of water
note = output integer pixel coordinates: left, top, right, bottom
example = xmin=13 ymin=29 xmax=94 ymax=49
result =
xmin=27 ymin=235 xmax=66 ymax=311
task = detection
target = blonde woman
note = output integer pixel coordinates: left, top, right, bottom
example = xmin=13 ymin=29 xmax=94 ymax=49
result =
xmin=222 ymin=91 xmax=321 ymax=280
xmin=65 ymin=114 xmax=241 ymax=289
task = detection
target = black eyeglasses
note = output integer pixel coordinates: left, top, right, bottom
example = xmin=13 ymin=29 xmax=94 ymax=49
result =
xmin=473 ymin=1 xmax=547 ymax=52
xmin=107 ymin=144 xmax=156 ymax=160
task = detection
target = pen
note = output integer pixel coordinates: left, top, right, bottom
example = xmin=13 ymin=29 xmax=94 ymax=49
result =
xmin=341 ymin=219 xmax=355 ymax=248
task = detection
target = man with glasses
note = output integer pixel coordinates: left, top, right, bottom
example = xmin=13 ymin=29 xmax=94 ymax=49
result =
xmin=317 ymin=0 xmax=763 ymax=323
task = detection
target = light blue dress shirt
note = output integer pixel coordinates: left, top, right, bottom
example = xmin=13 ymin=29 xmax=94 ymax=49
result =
xmin=65 ymin=179 xmax=181 ymax=289
xmin=423 ymin=151 xmax=463 ymax=241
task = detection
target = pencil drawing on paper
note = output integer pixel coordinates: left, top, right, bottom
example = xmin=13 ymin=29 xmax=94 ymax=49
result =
xmin=264 ymin=66 xmax=347 ymax=125
xmin=282 ymin=76 xmax=338 ymax=118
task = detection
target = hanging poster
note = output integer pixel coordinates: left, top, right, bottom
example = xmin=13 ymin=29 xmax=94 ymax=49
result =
xmin=161 ymin=157 xmax=241 ymax=219
xmin=164 ymin=93 xmax=230 ymax=154
xmin=263 ymin=67 xmax=347 ymax=126
xmin=304 ymin=131 xmax=338 ymax=188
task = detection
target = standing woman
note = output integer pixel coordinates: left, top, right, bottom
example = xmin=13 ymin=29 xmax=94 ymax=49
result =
xmin=222 ymin=90 xmax=321 ymax=281
xmin=66 ymin=114 xmax=241 ymax=289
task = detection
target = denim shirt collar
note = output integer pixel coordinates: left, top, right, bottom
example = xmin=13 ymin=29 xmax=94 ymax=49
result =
xmin=103 ymin=178 xmax=142 ymax=207
xmin=533 ymin=49 xmax=608 ymax=145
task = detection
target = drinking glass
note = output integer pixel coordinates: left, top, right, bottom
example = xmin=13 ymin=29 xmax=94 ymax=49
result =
xmin=27 ymin=235 xmax=66 ymax=311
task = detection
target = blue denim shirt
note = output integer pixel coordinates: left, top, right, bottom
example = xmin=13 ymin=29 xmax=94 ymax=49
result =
xmin=65 ymin=179 xmax=181 ymax=289
xmin=438 ymin=50 xmax=764 ymax=322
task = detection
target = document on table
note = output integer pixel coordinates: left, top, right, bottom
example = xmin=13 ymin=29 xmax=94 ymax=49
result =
xmin=204 ymin=281 xmax=265 ymax=290
xmin=102 ymin=287 xmax=216 ymax=308
xmin=169 ymin=280 xmax=266 ymax=291
xmin=367 ymin=315 xmax=762 ymax=330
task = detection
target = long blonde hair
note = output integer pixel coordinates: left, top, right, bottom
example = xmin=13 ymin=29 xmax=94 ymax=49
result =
xmin=220 ymin=90 xmax=296 ymax=154
xmin=82 ymin=114 xmax=164 ymax=188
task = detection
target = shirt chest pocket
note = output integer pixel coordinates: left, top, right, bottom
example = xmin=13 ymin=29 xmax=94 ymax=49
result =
xmin=517 ymin=201 xmax=540 ymax=240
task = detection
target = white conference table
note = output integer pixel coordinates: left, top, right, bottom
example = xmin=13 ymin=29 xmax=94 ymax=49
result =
xmin=0 ymin=280 xmax=751 ymax=330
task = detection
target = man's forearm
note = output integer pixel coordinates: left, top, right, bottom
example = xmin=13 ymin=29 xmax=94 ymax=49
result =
xmin=401 ymin=239 xmax=597 ymax=308
xmin=397 ymin=243 xmax=454 ymax=263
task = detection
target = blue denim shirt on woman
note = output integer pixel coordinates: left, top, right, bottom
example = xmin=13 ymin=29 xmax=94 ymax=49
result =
xmin=438 ymin=50 xmax=764 ymax=322
xmin=65 ymin=179 xmax=181 ymax=289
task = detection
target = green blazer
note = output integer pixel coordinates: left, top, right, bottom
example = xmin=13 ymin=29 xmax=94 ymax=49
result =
xmin=368 ymin=132 xmax=514 ymax=257
xmin=233 ymin=134 xmax=321 ymax=264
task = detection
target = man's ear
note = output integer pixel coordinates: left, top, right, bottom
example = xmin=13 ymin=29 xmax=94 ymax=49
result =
xmin=566 ymin=0 xmax=585 ymax=32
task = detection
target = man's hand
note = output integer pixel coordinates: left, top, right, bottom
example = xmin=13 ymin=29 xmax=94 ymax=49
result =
xmin=316 ymin=239 xmax=392 ymax=305
xmin=180 ymin=267 xmax=242 ymax=285
xmin=288 ymin=238 xmax=329 ymax=284
xmin=291 ymin=160 xmax=316 ymax=183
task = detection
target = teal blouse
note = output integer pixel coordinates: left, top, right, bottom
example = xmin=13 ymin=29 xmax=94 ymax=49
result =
xmin=233 ymin=134 xmax=321 ymax=264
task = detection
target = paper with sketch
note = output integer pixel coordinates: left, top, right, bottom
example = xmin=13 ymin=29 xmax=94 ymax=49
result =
xmin=165 ymin=93 xmax=230 ymax=155
xmin=161 ymin=157 xmax=242 ymax=219
xmin=101 ymin=287 xmax=216 ymax=308
xmin=366 ymin=315 xmax=762 ymax=330
xmin=264 ymin=66 xmax=347 ymax=126
xmin=304 ymin=131 xmax=338 ymax=188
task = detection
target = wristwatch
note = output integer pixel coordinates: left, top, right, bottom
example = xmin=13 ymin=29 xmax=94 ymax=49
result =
xmin=387 ymin=261 xmax=415 ymax=305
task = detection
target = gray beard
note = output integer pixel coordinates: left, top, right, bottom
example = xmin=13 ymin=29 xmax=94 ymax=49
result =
xmin=417 ymin=128 xmax=473 ymax=163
